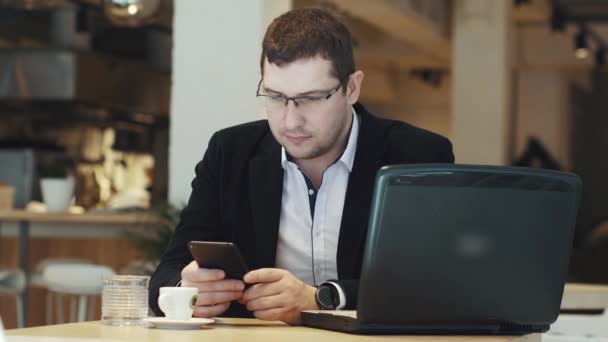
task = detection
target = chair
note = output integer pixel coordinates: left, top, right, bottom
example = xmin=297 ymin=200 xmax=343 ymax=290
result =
xmin=0 ymin=268 xmax=26 ymax=328
xmin=42 ymin=263 xmax=115 ymax=323
xmin=29 ymin=258 xmax=92 ymax=324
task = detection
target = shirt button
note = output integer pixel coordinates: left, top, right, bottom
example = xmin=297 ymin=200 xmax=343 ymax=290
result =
xmin=308 ymin=189 xmax=314 ymax=196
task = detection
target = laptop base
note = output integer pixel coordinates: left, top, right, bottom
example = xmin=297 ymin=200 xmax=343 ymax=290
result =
xmin=301 ymin=312 xmax=549 ymax=335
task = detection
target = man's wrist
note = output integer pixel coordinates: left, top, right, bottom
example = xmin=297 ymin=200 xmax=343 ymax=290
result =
xmin=308 ymin=285 xmax=320 ymax=310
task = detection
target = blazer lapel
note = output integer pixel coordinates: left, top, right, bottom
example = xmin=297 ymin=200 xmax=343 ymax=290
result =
xmin=337 ymin=103 xmax=387 ymax=278
xmin=249 ymin=133 xmax=283 ymax=269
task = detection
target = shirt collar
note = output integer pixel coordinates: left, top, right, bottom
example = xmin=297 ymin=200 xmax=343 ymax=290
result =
xmin=281 ymin=107 xmax=359 ymax=172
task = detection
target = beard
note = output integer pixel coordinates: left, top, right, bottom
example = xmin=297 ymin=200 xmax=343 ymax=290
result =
xmin=280 ymin=127 xmax=340 ymax=160
xmin=283 ymin=139 xmax=329 ymax=160
xmin=272 ymin=108 xmax=352 ymax=161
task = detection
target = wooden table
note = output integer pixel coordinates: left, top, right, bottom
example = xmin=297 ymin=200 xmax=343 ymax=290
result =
xmin=6 ymin=318 xmax=541 ymax=341
xmin=0 ymin=209 xmax=157 ymax=326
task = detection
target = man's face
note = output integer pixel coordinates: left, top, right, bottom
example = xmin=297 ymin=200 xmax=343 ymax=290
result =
xmin=261 ymin=57 xmax=354 ymax=161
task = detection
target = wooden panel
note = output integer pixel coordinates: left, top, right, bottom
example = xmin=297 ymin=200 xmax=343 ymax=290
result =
xmin=514 ymin=0 xmax=549 ymax=24
xmin=326 ymin=0 xmax=451 ymax=62
xmin=293 ymin=0 xmax=449 ymax=70
xmin=0 ymin=236 xmax=144 ymax=329
xmin=0 ymin=210 xmax=158 ymax=224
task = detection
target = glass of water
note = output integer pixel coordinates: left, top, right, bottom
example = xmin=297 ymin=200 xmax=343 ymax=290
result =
xmin=101 ymin=275 xmax=150 ymax=326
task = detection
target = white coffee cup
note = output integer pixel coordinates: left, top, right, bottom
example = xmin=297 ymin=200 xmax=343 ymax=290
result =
xmin=158 ymin=287 xmax=198 ymax=321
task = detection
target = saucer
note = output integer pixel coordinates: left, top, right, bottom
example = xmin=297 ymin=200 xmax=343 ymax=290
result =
xmin=144 ymin=317 xmax=215 ymax=330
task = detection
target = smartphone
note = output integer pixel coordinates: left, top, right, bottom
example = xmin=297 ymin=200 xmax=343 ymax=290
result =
xmin=188 ymin=241 xmax=250 ymax=280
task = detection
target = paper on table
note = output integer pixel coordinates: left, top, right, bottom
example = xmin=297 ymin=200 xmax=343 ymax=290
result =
xmin=7 ymin=337 xmax=122 ymax=342
xmin=546 ymin=311 xmax=608 ymax=339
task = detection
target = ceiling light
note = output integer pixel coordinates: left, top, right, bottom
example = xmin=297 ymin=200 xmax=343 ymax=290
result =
xmin=574 ymin=27 xmax=589 ymax=60
xmin=127 ymin=4 xmax=138 ymax=15
xmin=103 ymin=0 xmax=160 ymax=27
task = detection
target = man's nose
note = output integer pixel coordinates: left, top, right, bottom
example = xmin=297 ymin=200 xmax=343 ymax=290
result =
xmin=283 ymin=100 xmax=304 ymax=130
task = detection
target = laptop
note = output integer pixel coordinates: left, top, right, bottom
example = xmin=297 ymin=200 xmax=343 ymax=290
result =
xmin=302 ymin=164 xmax=582 ymax=335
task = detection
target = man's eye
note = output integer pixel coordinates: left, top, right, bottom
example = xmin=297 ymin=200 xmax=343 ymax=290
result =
xmin=297 ymin=97 xmax=320 ymax=104
xmin=268 ymin=95 xmax=285 ymax=102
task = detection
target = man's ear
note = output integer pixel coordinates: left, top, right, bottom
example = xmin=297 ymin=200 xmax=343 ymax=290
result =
xmin=346 ymin=70 xmax=364 ymax=105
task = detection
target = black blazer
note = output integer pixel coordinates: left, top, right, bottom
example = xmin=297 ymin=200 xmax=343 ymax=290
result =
xmin=149 ymin=103 xmax=454 ymax=317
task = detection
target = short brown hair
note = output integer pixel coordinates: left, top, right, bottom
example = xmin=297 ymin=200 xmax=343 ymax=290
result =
xmin=260 ymin=8 xmax=355 ymax=86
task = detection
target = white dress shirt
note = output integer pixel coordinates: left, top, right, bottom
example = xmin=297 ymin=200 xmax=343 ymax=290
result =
xmin=275 ymin=109 xmax=359 ymax=286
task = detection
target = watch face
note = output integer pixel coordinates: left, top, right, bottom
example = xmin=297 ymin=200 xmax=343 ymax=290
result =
xmin=316 ymin=286 xmax=335 ymax=309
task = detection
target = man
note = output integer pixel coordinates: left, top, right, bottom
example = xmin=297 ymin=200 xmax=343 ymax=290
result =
xmin=150 ymin=8 xmax=454 ymax=325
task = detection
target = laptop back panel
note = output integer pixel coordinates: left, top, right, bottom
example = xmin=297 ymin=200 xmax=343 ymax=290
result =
xmin=357 ymin=165 xmax=581 ymax=328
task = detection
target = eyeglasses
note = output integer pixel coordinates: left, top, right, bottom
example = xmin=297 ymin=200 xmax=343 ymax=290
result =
xmin=256 ymin=79 xmax=342 ymax=113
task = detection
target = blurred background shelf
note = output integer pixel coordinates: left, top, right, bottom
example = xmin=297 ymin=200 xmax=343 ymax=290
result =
xmin=0 ymin=209 xmax=159 ymax=224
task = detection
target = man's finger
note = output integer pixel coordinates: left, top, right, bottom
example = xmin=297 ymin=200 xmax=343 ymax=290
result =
xmin=197 ymin=291 xmax=243 ymax=306
xmin=192 ymin=303 xmax=230 ymax=318
xmin=184 ymin=267 xmax=225 ymax=282
xmin=244 ymin=268 xmax=285 ymax=284
xmin=253 ymin=307 xmax=287 ymax=321
xmin=195 ymin=279 xmax=244 ymax=292
xmin=240 ymin=281 xmax=282 ymax=303
xmin=245 ymin=293 xmax=282 ymax=312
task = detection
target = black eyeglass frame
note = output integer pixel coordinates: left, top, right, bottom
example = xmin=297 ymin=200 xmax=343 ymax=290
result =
xmin=256 ymin=79 xmax=343 ymax=107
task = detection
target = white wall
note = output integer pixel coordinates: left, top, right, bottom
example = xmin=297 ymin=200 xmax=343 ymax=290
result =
xmin=450 ymin=0 xmax=513 ymax=165
xmin=169 ymin=1 xmax=291 ymax=205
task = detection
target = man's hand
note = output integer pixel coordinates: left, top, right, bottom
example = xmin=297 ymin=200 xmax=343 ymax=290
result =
xmin=239 ymin=268 xmax=319 ymax=325
xmin=180 ymin=260 xmax=245 ymax=318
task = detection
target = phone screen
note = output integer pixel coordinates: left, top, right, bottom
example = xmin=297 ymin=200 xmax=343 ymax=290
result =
xmin=188 ymin=241 xmax=250 ymax=280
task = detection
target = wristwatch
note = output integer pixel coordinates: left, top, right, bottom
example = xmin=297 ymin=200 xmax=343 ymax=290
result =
xmin=315 ymin=281 xmax=346 ymax=310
